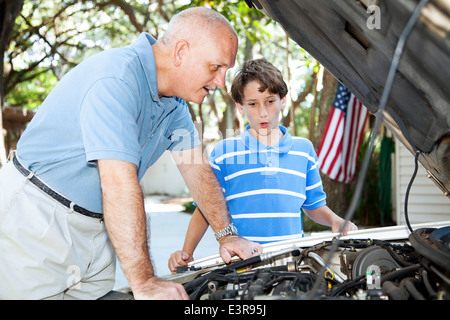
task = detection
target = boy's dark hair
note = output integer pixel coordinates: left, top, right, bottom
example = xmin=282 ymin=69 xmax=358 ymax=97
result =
xmin=230 ymin=58 xmax=288 ymax=104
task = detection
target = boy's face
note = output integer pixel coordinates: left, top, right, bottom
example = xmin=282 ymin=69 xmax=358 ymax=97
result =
xmin=236 ymin=80 xmax=286 ymax=137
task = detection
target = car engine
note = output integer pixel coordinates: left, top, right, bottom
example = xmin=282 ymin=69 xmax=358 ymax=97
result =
xmin=178 ymin=226 xmax=449 ymax=300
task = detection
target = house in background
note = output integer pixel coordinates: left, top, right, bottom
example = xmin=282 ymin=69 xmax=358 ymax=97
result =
xmin=140 ymin=151 xmax=189 ymax=196
xmin=394 ymin=139 xmax=450 ymax=224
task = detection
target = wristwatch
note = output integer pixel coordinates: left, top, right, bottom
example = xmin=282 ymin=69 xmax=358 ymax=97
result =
xmin=214 ymin=223 xmax=238 ymax=240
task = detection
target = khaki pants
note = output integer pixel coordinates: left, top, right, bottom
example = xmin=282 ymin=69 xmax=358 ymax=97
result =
xmin=0 ymin=161 xmax=115 ymax=300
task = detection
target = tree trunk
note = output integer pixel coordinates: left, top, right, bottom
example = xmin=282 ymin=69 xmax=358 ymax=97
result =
xmin=315 ymin=69 xmax=338 ymax=148
xmin=308 ymin=73 xmax=319 ymax=145
xmin=281 ymin=70 xmax=317 ymax=129
xmin=0 ymin=0 xmax=24 ymax=165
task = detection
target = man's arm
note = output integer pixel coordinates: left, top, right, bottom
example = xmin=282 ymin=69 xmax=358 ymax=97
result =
xmin=98 ymin=159 xmax=189 ymax=299
xmin=171 ymin=146 xmax=262 ymax=262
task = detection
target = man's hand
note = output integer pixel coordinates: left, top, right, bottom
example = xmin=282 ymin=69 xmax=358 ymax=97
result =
xmin=132 ymin=277 xmax=190 ymax=300
xmin=168 ymin=250 xmax=194 ymax=273
xmin=218 ymin=235 xmax=263 ymax=264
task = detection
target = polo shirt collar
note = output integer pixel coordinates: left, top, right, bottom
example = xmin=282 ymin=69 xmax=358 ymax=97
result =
xmin=240 ymin=125 xmax=293 ymax=153
xmin=129 ymin=33 xmax=160 ymax=102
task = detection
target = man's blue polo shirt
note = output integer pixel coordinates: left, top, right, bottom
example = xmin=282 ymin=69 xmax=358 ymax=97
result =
xmin=17 ymin=33 xmax=200 ymax=213
xmin=209 ymin=126 xmax=326 ymax=243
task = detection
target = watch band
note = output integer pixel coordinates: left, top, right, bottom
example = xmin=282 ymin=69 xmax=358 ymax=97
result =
xmin=214 ymin=223 xmax=238 ymax=240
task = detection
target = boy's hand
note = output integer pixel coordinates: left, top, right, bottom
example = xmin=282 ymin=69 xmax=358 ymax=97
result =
xmin=332 ymin=218 xmax=358 ymax=236
xmin=168 ymin=250 xmax=194 ymax=273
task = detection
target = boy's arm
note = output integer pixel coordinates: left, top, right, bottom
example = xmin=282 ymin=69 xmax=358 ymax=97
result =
xmin=303 ymin=205 xmax=357 ymax=236
xmin=182 ymin=207 xmax=209 ymax=253
xmin=168 ymin=207 xmax=209 ymax=273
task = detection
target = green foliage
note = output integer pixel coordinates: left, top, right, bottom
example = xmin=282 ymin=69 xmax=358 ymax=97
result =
xmin=182 ymin=200 xmax=196 ymax=213
xmin=349 ymin=132 xmax=391 ymax=227
xmin=5 ymin=68 xmax=57 ymax=109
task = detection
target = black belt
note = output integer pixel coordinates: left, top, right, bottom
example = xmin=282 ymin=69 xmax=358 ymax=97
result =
xmin=12 ymin=155 xmax=103 ymax=220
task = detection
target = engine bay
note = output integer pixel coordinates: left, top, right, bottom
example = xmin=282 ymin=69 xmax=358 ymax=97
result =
xmin=176 ymin=226 xmax=449 ymax=300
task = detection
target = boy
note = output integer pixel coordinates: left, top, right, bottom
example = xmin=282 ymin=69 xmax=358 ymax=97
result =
xmin=168 ymin=59 xmax=357 ymax=273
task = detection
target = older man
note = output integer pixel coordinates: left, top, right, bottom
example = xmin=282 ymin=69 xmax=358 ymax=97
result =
xmin=0 ymin=7 xmax=260 ymax=300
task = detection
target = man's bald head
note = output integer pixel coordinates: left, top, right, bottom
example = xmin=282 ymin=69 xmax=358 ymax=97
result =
xmin=161 ymin=7 xmax=237 ymax=47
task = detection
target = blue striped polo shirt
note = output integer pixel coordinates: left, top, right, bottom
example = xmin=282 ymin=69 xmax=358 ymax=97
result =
xmin=209 ymin=125 xmax=326 ymax=244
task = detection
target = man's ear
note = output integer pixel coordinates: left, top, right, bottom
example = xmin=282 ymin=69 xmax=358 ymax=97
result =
xmin=173 ymin=40 xmax=189 ymax=67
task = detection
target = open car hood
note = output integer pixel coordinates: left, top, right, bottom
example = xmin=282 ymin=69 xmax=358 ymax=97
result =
xmin=246 ymin=0 xmax=450 ymax=197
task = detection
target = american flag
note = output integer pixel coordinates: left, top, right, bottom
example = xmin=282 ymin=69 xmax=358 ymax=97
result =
xmin=317 ymin=83 xmax=369 ymax=183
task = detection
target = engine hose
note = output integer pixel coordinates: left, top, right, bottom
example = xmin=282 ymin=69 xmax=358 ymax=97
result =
xmin=331 ymin=275 xmax=366 ymax=296
xmin=183 ymin=276 xmax=209 ymax=294
xmin=188 ymin=278 xmax=210 ymax=300
xmin=422 ymin=269 xmax=438 ymax=299
xmin=381 ymin=264 xmax=421 ymax=284
xmin=400 ymin=277 xmax=426 ymax=300
xmin=382 ymin=277 xmax=426 ymax=300
xmin=382 ymin=281 xmax=409 ymax=300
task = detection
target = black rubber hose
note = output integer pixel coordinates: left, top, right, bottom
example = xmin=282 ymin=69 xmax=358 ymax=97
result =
xmin=400 ymin=277 xmax=426 ymax=300
xmin=382 ymin=281 xmax=410 ymax=300
xmin=381 ymin=264 xmax=421 ymax=284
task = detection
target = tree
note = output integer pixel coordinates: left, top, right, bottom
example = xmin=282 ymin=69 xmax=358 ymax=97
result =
xmin=0 ymin=0 xmax=23 ymax=105
xmin=4 ymin=0 xmax=175 ymax=108
xmin=0 ymin=0 xmax=24 ymax=165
